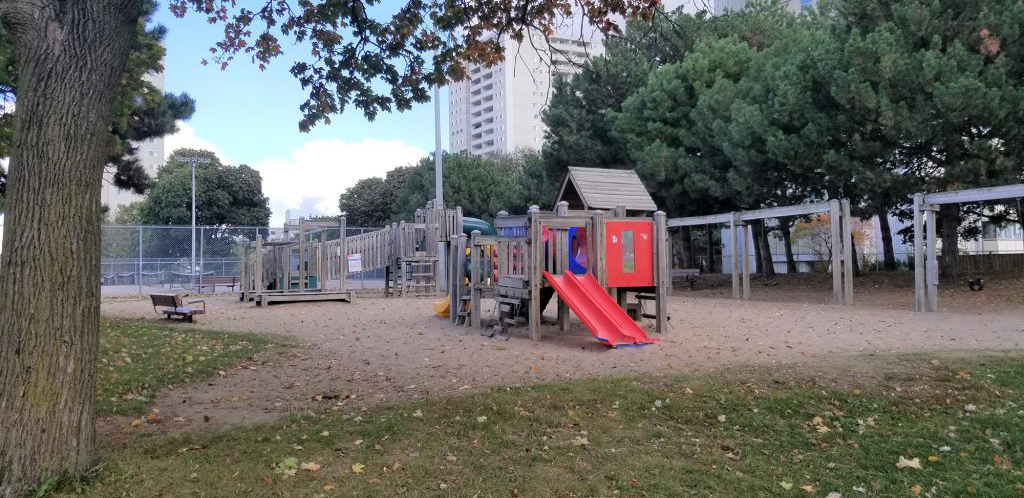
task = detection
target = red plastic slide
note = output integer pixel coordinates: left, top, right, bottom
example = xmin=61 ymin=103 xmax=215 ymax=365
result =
xmin=543 ymin=271 xmax=658 ymax=347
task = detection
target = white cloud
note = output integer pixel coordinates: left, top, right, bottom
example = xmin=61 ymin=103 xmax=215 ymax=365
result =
xmin=253 ymin=138 xmax=424 ymax=226
xmin=164 ymin=121 xmax=232 ymax=163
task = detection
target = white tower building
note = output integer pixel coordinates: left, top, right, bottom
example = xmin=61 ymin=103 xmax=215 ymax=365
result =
xmin=101 ymin=71 xmax=166 ymax=216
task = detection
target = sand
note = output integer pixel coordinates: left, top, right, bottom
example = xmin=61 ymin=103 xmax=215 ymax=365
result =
xmin=99 ymin=276 xmax=1024 ymax=435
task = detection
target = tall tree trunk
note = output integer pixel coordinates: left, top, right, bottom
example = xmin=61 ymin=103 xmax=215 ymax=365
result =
xmin=850 ymin=230 xmax=861 ymax=277
xmin=758 ymin=220 xmax=776 ymax=278
xmin=876 ymin=209 xmax=897 ymax=271
xmin=679 ymin=226 xmax=694 ymax=269
xmin=939 ymin=203 xmax=960 ymax=277
xmin=751 ymin=222 xmax=763 ymax=274
xmin=705 ymin=224 xmax=715 ymax=273
xmin=779 ymin=218 xmax=797 ymax=273
xmin=0 ymin=1 xmax=140 ymax=496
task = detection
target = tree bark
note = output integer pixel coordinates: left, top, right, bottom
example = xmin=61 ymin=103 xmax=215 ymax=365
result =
xmin=939 ymin=203 xmax=961 ymax=276
xmin=679 ymin=226 xmax=694 ymax=269
xmin=705 ymin=224 xmax=715 ymax=273
xmin=779 ymin=218 xmax=797 ymax=273
xmin=850 ymin=230 xmax=861 ymax=277
xmin=0 ymin=1 xmax=140 ymax=496
xmin=876 ymin=209 xmax=897 ymax=271
xmin=751 ymin=221 xmax=763 ymax=275
xmin=757 ymin=220 xmax=776 ymax=278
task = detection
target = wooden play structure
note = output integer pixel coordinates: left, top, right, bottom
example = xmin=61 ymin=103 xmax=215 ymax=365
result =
xmin=240 ymin=202 xmax=462 ymax=305
xmin=448 ymin=167 xmax=671 ymax=345
xmin=668 ymin=199 xmax=856 ymax=304
xmin=240 ymin=217 xmax=352 ymax=306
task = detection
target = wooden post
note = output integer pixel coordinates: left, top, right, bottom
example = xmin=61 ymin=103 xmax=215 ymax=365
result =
xmin=528 ymin=205 xmax=542 ymax=342
xmin=340 ymin=216 xmax=348 ymax=294
xmin=470 ymin=230 xmax=482 ymax=328
xmin=398 ymin=221 xmax=407 ymax=295
xmin=913 ymin=193 xmax=925 ymax=311
xmin=614 ymin=204 xmax=626 ymax=218
xmin=592 ymin=210 xmax=606 ymax=287
xmin=653 ymin=211 xmax=670 ymax=334
xmin=254 ymin=234 xmax=263 ymax=300
xmin=730 ymin=213 xmax=740 ymax=300
xmin=829 ymin=200 xmax=842 ymax=304
xmin=741 ymin=224 xmax=750 ymax=300
xmin=239 ymin=238 xmax=248 ymax=301
xmin=841 ymin=200 xmax=854 ymax=305
xmin=925 ymin=204 xmax=938 ymax=312
xmin=298 ymin=218 xmax=306 ymax=292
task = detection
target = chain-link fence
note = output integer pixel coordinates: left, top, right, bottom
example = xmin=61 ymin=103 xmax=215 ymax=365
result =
xmin=99 ymin=225 xmax=383 ymax=297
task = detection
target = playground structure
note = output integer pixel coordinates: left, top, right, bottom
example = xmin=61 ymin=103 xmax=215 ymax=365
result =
xmin=912 ymin=183 xmax=1024 ymax=311
xmin=668 ymin=199 xmax=856 ymax=304
xmin=240 ymin=217 xmax=352 ymax=306
xmin=449 ymin=167 xmax=671 ymax=346
xmin=240 ymin=202 xmax=463 ymax=305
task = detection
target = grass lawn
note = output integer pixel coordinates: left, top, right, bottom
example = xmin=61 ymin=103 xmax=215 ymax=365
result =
xmin=59 ymin=351 xmax=1023 ymax=497
xmin=98 ymin=318 xmax=289 ymax=416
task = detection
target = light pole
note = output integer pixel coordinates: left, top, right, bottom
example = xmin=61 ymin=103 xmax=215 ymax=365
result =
xmin=434 ymin=84 xmax=443 ymax=207
xmin=179 ymin=155 xmax=211 ymax=290
xmin=433 ymin=84 xmax=446 ymax=288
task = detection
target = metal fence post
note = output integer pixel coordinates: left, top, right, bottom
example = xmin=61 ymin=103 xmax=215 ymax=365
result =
xmin=200 ymin=226 xmax=205 ymax=292
xmin=138 ymin=225 xmax=143 ymax=295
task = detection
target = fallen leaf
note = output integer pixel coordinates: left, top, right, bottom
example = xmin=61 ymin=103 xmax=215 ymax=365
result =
xmin=476 ymin=416 xmax=488 ymax=423
xmin=717 ymin=414 xmax=727 ymax=423
xmin=800 ymin=485 xmax=816 ymax=493
xmin=412 ymin=410 xmax=423 ymax=418
xmin=779 ymin=481 xmax=793 ymax=490
xmin=300 ymin=462 xmax=322 ymax=472
xmin=351 ymin=463 xmax=365 ymax=474
xmin=323 ymin=484 xmax=336 ymax=491
xmin=826 ymin=493 xmax=842 ymax=498
xmin=910 ymin=484 xmax=922 ymax=496
xmin=928 ymin=456 xmax=940 ymax=462
xmin=571 ymin=436 xmax=590 ymax=446
xmin=896 ymin=456 xmax=922 ymax=470
xmin=964 ymin=404 xmax=978 ymax=412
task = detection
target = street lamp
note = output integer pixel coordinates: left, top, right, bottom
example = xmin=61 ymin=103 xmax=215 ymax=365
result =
xmin=178 ymin=155 xmax=211 ymax=290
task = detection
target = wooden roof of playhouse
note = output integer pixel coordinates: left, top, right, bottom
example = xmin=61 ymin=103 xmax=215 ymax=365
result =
xmin=554 ymin=167 xmax=658 ymax=213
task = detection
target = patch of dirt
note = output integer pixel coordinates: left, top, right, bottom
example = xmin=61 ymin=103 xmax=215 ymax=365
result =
xmin=99 ymin=287 xmax=1024 ymax=438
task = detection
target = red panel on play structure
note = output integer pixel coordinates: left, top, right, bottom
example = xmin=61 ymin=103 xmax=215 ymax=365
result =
xmin=605 ymin=220 xmax=654 ymax=288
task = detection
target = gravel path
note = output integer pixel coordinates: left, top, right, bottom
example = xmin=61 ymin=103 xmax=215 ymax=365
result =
xmin=99 ymin=286 xmax=1024 ymax=436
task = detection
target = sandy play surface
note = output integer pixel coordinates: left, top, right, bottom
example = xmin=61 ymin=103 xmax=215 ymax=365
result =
xmin=99 ymin=277 xmax=1024 ymax=435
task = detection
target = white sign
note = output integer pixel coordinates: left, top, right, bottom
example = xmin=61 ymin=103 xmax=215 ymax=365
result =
xmin=347 ymin=253 xmax=362 ymax=273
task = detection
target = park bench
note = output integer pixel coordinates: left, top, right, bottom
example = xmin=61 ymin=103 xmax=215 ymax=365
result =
xmin=197 ymin=275 xmax=239 ymax=293
xmin=672 ymin=268 xmax=702 ymax=290
xmin=150 ymin=292 xmax=206 ymax=322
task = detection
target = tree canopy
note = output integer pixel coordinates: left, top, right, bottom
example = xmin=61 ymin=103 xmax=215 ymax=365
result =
xmin=392 ymin=150 xmax=555 ymax=222
xmin=541 ymin=0 xmax=1024 ymax=270
xmin=138 ymin=148 xmax=271 ymax=227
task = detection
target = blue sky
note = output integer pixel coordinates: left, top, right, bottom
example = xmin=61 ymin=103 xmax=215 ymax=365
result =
xmin=155 ymin=6 xmax=442 ymax=224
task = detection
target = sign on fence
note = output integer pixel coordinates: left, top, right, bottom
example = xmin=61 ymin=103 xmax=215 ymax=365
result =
xmin=347 ymin=253 xmax=363 ymax=273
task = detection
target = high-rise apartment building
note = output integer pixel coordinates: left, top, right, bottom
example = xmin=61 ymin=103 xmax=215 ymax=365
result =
xmin=101 ymin=71 xmax=166 ymax=215
xmin=448 ymin=33 xmax=604 ymax=155
xmin=715 ymin=0 xmax=815 ymax=14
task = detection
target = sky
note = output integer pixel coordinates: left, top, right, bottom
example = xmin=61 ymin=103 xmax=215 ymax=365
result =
xmin=154 ymin=6 xmax=442 ymax=225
